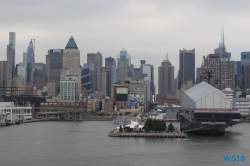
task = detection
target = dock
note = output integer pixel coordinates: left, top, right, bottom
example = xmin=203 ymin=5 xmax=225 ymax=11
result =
xmin=108 ymin=130 xmax=187 ymax=138
xmin=0 ymin=119 xmax=45 ymax=127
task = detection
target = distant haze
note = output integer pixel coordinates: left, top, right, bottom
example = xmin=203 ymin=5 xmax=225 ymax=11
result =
xmin=1 ymin=0 xmax=250 ymax=92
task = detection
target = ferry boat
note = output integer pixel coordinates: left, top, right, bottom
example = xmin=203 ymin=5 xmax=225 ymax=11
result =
xmin=0 ymin=102 xmax=32 ymax=124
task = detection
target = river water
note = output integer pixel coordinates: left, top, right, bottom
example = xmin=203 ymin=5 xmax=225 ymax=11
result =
xmin=0 ymin=121 xmax=249 ymax=166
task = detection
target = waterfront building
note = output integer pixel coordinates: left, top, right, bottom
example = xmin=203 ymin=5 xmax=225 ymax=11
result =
xmin=112 ymin=78 xmax=147 ymax=111
xmin=178 ymin=49 xmax=195 ymax=84
xmin=233 ymin=98 xmax=250 ymax=115
xmin=158 ymin=55 xmax=174 ymax=98
xmin=60 ymin=80 xmax=77 ymax=101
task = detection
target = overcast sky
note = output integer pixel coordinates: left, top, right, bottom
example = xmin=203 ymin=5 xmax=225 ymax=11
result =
xmin=1 ymin=0 xmax=250 ymax=92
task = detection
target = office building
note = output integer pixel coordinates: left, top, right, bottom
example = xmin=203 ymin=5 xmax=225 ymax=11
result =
xmin=133 ymin=68 xmax=140 ymax=81
xmin=0 ymin=61 xmax=7 ymax=95
xmin=83 ymin=63 xmax=94 ymax=94
xmin=158 ymin=55 xmax=174 ymax=98
xmin=61 ymin=36 xmax=80 ymax=81
xmin=141 ymin=63 xmax=155 ymax=101
xmin=117 ymin=48 xmax=131 ymax=80
xmin=46 ymin=49 xmax=63 ymax=95
xmin=112 ymin=79 xmax=147 ymax=111
xmin=203 ymin=54 xmax=221 ymax=89
xmin=196 ymin=67 xmax=203 ymax=84
xmin=105 ymin=57 xmax=117 ymax=96
xmin=87 ymin=52 xmax=103 ymax=91
xmin=6 ymin=32 xmax=16 ymax=81
xmin=178 ymin=49 xmax=195 ymax=84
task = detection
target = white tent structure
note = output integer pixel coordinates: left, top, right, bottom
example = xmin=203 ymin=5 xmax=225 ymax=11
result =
xmin=181 ymin=81 xmax=231 ymax=109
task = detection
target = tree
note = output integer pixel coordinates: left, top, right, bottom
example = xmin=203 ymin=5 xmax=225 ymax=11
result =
xmin=144 ymin=118 xmax=152 ymax=131
xmin=168 ymin=123 xmax=175 ymax=132
xmin=152 ymin=119 xmax=157 ymax=132
xmin=145 ymin=123 xmax=150 ymax=133
xmin=119 ymin=125 xmax=123 ymax=132
xmin=159 ymin=120 xmax=166 ymax=131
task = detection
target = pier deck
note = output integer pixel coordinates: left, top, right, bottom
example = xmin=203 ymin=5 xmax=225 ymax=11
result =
xmin=108 ymin=130 xmax=187 ymax=138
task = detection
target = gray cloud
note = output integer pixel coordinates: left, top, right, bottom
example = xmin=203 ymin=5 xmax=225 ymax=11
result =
xmin=1 ymin=0 xmax=250 ymax=93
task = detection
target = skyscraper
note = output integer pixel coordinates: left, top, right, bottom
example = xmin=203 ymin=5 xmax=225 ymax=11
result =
xmin=105 ymin=57 xmax=117 ymax=96
xmin=26 ymin=39 xmax=35 ymax=69
xmin=178 ymin=49 xmax=195 ymax=85
xmin=6 ymin=32 xmax=16 ymax=81
xmin=141 ymin=63 xmax=155 ymax=102
xmin=46 ymin=49 xmax=63 ymax=91
xmin=214 ymin=27 xmax=231 ymax=60
xmin=241 ymin=52 xmax=250 ymax=89
xmin=83 ymin=63 xmax=94 ymax=94
xmin=203 ymin=54 xmax=221 ymax=89
xmin=203 ymin=54 xmax=235 ymax=90
xmin=133 ymin=68 xmax=140 ymax=81
xmin=0 ymin=61 xmax=7 ymax=95
xmin=158 ymin=55 xmax=174 ymax=98
xmin=61 ymin=36 xmax=80 ymax=80
xmin=117 ymin=48 xmax=131 ymax=80
xmin=87 ymin=51 xmax=103 ymax=91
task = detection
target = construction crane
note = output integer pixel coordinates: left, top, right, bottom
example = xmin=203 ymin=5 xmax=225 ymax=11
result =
xmin=32 ymin=34 xmax=40 ymax=57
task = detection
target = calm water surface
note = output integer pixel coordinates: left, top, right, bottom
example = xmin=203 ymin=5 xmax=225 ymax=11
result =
xmin=0 ymin=121 xmax=249 ymax=166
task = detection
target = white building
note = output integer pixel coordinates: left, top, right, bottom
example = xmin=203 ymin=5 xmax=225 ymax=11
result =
xmin=222 ymin=88 xmax=234 ymax=102
xmin=233 ymin=97 xmax=250 ymax=116
xmin=181 ymin=81 xmax=231 ymax=109
xmin=60 ymin=80 xmax=77 ymax=101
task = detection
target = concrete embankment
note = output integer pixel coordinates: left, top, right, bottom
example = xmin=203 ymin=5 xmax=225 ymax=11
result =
xmin=0 ymin=119 xmax=44 ymax=127
xmin=108 ymin=130 xmax=187 ymax=138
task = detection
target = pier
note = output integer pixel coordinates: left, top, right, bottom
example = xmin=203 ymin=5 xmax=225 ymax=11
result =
xmin=108 ymin=130 xmax=187 ymax=138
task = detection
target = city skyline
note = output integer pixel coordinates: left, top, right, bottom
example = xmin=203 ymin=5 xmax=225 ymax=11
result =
xmin=1 ymin=1 xmax=250 ymax=87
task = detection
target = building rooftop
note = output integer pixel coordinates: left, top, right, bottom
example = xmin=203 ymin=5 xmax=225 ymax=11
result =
xmin=65 ymin=36 xmax=78 ymax=49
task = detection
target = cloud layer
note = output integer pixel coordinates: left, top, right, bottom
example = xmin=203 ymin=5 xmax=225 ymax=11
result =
xmin=1 ymin=0 xmax=250 ymax=93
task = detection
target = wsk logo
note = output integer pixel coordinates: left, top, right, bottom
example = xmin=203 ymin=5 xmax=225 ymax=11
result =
xmin=224 ymin=155 xmax=245 ymax=162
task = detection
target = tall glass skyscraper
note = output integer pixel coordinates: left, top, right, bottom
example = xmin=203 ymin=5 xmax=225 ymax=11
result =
xmin=117 ymin=48 xmax=131 ymax=81
xmin=6 ymin=32 xmax=16 ymax=81
xmin=26 ymin=39 xmax=35 ymax=68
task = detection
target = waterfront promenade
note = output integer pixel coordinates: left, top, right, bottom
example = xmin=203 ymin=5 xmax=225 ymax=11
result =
xmin=109 ymin=129 xmax=187 ymax=138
